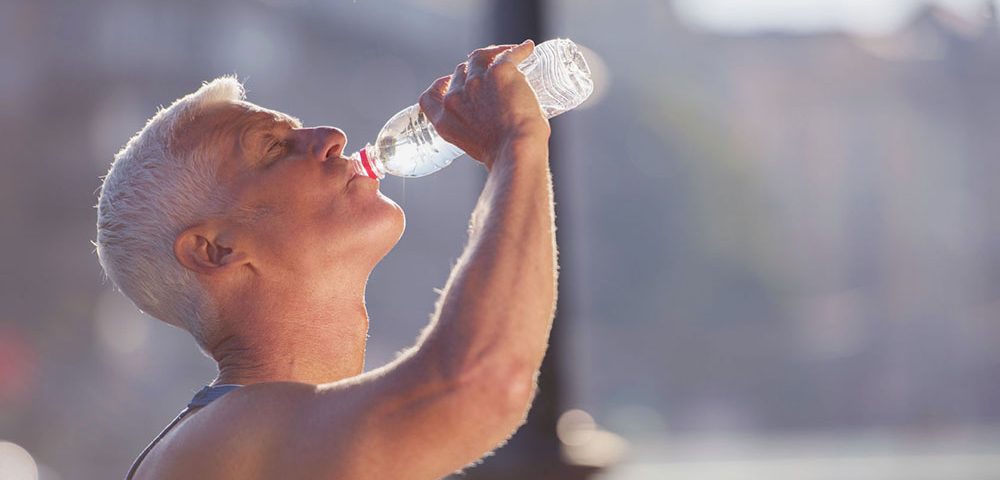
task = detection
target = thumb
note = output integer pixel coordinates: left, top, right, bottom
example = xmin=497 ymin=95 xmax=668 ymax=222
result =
xmin=496 ymin=39 xmax=535 ymax=67
xmin=419 ymin=75 xmax=450 ymax=120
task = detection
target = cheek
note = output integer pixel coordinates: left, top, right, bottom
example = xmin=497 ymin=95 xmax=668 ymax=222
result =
xmin=280 ymin=190 xmax=405 ymax=266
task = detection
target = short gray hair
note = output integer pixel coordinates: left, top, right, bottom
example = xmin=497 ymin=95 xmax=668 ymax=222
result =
xmin=96 ymin=76 xmax=245 ymax=350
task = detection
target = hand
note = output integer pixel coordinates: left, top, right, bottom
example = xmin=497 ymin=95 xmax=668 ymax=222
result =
xmin=419 ymin=40 xmax=551 ymax=171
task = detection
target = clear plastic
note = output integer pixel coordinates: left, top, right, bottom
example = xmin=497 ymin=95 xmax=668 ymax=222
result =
xmin=349 ymin=38 xmax=594 ymax=179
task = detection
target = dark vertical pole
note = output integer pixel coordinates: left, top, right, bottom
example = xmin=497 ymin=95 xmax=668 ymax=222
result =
xmin=490 ymin=1 xmax=566 ymax=466
xmin=454 ymin=1 xmax=600 ymax=479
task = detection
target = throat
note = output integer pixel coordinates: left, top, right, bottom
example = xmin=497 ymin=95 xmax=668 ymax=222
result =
xmin=210 ymin=321 xmax=368 ymax=386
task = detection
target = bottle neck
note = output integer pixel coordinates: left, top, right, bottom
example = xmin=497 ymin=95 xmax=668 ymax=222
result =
xmin=352 ymin=145 xmax=385 ymax=179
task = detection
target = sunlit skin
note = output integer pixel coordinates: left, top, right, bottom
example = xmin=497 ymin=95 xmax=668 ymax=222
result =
xmin=172 ymin=100 xmax=403 ymax=385
xmin=135 ymin=41 xmax=558 ymax=479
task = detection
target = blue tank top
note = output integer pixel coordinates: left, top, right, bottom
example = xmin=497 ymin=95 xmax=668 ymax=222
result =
xmin=125 ymin=384 xmax=243 ymax=480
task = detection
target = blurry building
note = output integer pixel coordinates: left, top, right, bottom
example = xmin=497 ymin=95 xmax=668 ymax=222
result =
xmin=1 ymin=0 xmax=999 ymax=478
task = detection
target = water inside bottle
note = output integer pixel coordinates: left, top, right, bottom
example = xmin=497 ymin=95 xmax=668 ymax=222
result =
xmin=376 ymin=105 xmax=463 ymax=177
xmin=354 ymin=39 xmax=593 ymax=178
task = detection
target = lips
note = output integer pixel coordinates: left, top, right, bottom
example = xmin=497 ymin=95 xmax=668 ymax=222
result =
xmin=343 ymin=154 xmax=379 ymax=187
xmin=346 ymin=166 xmax=377 ymax=186
xmin=350 ymin=173 xmax=379 ymax=185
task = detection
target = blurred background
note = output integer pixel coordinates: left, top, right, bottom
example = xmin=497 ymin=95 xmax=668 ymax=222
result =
xmin=2 ymin=0 xmax=1000 ymax=478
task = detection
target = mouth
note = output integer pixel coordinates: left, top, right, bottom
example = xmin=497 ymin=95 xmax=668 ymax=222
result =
xmin=351 ymin=172 xmax=379 ymax=186
xmin=346 ymin=163 xmax=379 ymax=188
xmin=343 ymin=152 xmax=380 ymax=184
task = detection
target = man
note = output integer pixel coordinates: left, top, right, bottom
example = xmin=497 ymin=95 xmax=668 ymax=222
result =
xmin=96 ymin=40 xmax=557 ymax=479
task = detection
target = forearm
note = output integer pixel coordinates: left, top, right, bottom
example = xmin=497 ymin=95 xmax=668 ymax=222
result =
xmin=418 ymin=136 xmax=557 ymax=385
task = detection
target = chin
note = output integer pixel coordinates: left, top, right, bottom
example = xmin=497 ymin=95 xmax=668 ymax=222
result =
xmin=369 ymin=193 xmax=406 ymax=255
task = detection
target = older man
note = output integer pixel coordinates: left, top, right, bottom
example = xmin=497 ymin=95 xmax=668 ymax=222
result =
xmin=96 ymin=40 xmax=557 ymax=479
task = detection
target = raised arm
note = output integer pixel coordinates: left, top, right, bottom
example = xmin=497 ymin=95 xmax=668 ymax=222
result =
xmin=414 ymin=39 xmax=557 ymax=409
xmin=332 ymin=40 xmax=559 ymax=477
xmin=150 ymin=42 xmax=559 ymax=480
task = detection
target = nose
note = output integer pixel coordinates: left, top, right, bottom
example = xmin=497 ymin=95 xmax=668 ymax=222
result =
xmin=307 ymin=127 xmax=347 ymax=161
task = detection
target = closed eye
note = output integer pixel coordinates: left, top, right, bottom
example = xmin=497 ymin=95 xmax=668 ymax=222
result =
xmin=263 ymin=138 xmax=289 ymax=164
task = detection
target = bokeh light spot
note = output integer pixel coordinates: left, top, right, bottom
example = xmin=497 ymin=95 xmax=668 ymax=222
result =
xmin=574 ymin=44 xmax=609 ymax=111
xmin=0 ymin=441 xmax=38 ymax=480
xmin=557 ymin=408 xmax=597 ymax=446
xmin=92 ymin=288 xmax=150 ymax=362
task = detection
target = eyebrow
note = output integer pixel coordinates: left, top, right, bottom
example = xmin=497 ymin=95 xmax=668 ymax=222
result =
xmin=251 ymin=111 xmax=302 ymax=132
xmin=239 ymin=111 xmax=301 ymax=158
xmin=272 ymin=111 xmax=303 ymax=129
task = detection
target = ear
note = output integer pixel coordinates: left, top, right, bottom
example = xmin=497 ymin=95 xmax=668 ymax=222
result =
xmin=173 ymin=224 xmax=251 ymax=276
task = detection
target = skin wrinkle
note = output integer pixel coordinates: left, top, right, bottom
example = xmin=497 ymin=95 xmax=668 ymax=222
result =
xmin=165 ymin=101 xmax=394 ymax=385
xmin=123 ymin=42 xmax=558 ymax=479
xmin=229 ymin=119 xmax=322 ymax=224
xmin=174 ymin=109 xmax=298 ymax=235
xmin=239 ymin=113 xmax=296 ymax=166
xmin=97 ymin=78 xmax=249 ymax=349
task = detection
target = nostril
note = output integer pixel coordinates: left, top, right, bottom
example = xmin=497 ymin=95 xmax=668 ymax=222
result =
xmin=316 ymin=127 xmax=347 ymax=160
xmin=323 ymin=143 xmax=342 ymax=160
xmin=312 ymin=127 xmax=347 ymax=161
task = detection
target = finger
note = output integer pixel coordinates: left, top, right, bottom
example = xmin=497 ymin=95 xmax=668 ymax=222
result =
xmin=467 ymin=43 xmax=518 ymax=77
xmin=419 ymin=75 xmax=450 ymax=118
xmin=466 ymin=43 xmax=516 ymax=59
xmin=495 ymin=39 xmax=535 ymax=68
xmin=447 ymin=62 xmax=468 ymax=95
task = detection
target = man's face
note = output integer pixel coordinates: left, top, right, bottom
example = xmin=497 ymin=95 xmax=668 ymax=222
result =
xmin=187 ymin=101 xmax=405 ymax=286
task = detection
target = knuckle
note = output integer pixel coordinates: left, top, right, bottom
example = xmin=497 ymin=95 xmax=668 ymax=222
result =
xmin=469 ymin=58 xmax=490 ymax=71
xmin=421 ymin=82 xmax=442 ymax=98
xmin=418 ymin=92 xmax=437 ymax=109
xmin=491 ymin=62 xmax=519 ymax=79
xmin=464 ymin=75 xmax=483 ymax=88
xmin=496 ymin=60 xmax=518 ymax=71
xmin=442 ymin=93 xmax=462 ymax=110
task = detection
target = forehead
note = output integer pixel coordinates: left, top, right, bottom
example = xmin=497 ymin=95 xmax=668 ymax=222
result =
xmin=179 ymin=100 xmax=301 ymax=145
xmin=233 ymin=101 xmax=303 ymax=127
xmin=193 ymin=101 xmax=301 ymax=132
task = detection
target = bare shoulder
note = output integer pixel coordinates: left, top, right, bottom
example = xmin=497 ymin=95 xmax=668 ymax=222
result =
xmin=132 ymin=358 xmax=530 ymax=480
xmin=132 ymin=382 xmax=365 ymax=480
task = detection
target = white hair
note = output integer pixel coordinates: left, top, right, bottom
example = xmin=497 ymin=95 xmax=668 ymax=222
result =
xmin=96 ymin=76 xmax=245 ymax=350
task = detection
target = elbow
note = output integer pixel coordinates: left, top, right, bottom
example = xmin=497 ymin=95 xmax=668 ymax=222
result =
xmin=455 ymin=359 xmax=538 ymax=426
xmin=496 ymin=366 xmax=537 ymax=422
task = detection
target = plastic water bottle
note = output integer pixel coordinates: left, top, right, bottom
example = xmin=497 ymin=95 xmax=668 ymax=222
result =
xmin=349 ymin=38 xmax=594 ymax=179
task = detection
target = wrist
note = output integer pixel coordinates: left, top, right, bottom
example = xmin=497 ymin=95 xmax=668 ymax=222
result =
xmin=486 ymin=130 xmax=550 ymax=172
xmin=504 ymin=119 xmax=551 ymax=147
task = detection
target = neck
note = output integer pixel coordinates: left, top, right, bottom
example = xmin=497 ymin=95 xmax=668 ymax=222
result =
xmin=209 ymin=279 xmax=370 ymax=386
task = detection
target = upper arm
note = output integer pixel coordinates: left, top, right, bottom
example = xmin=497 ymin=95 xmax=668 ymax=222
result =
xmin=296 ymin=349 xmax=535 ymax=478
xmin=161 ymin=352 xmax=535 ymax=480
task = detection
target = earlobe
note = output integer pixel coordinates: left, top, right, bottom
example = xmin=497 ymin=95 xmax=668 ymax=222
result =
xmin=174 ymin=226 xmax=249 ymax=275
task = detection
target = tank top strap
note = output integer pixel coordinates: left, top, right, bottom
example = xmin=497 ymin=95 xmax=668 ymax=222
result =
xmin=124 ymin=384 xmax=244 ymax=479
xmin=188 ymin=384 xmax=243 ymax=408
